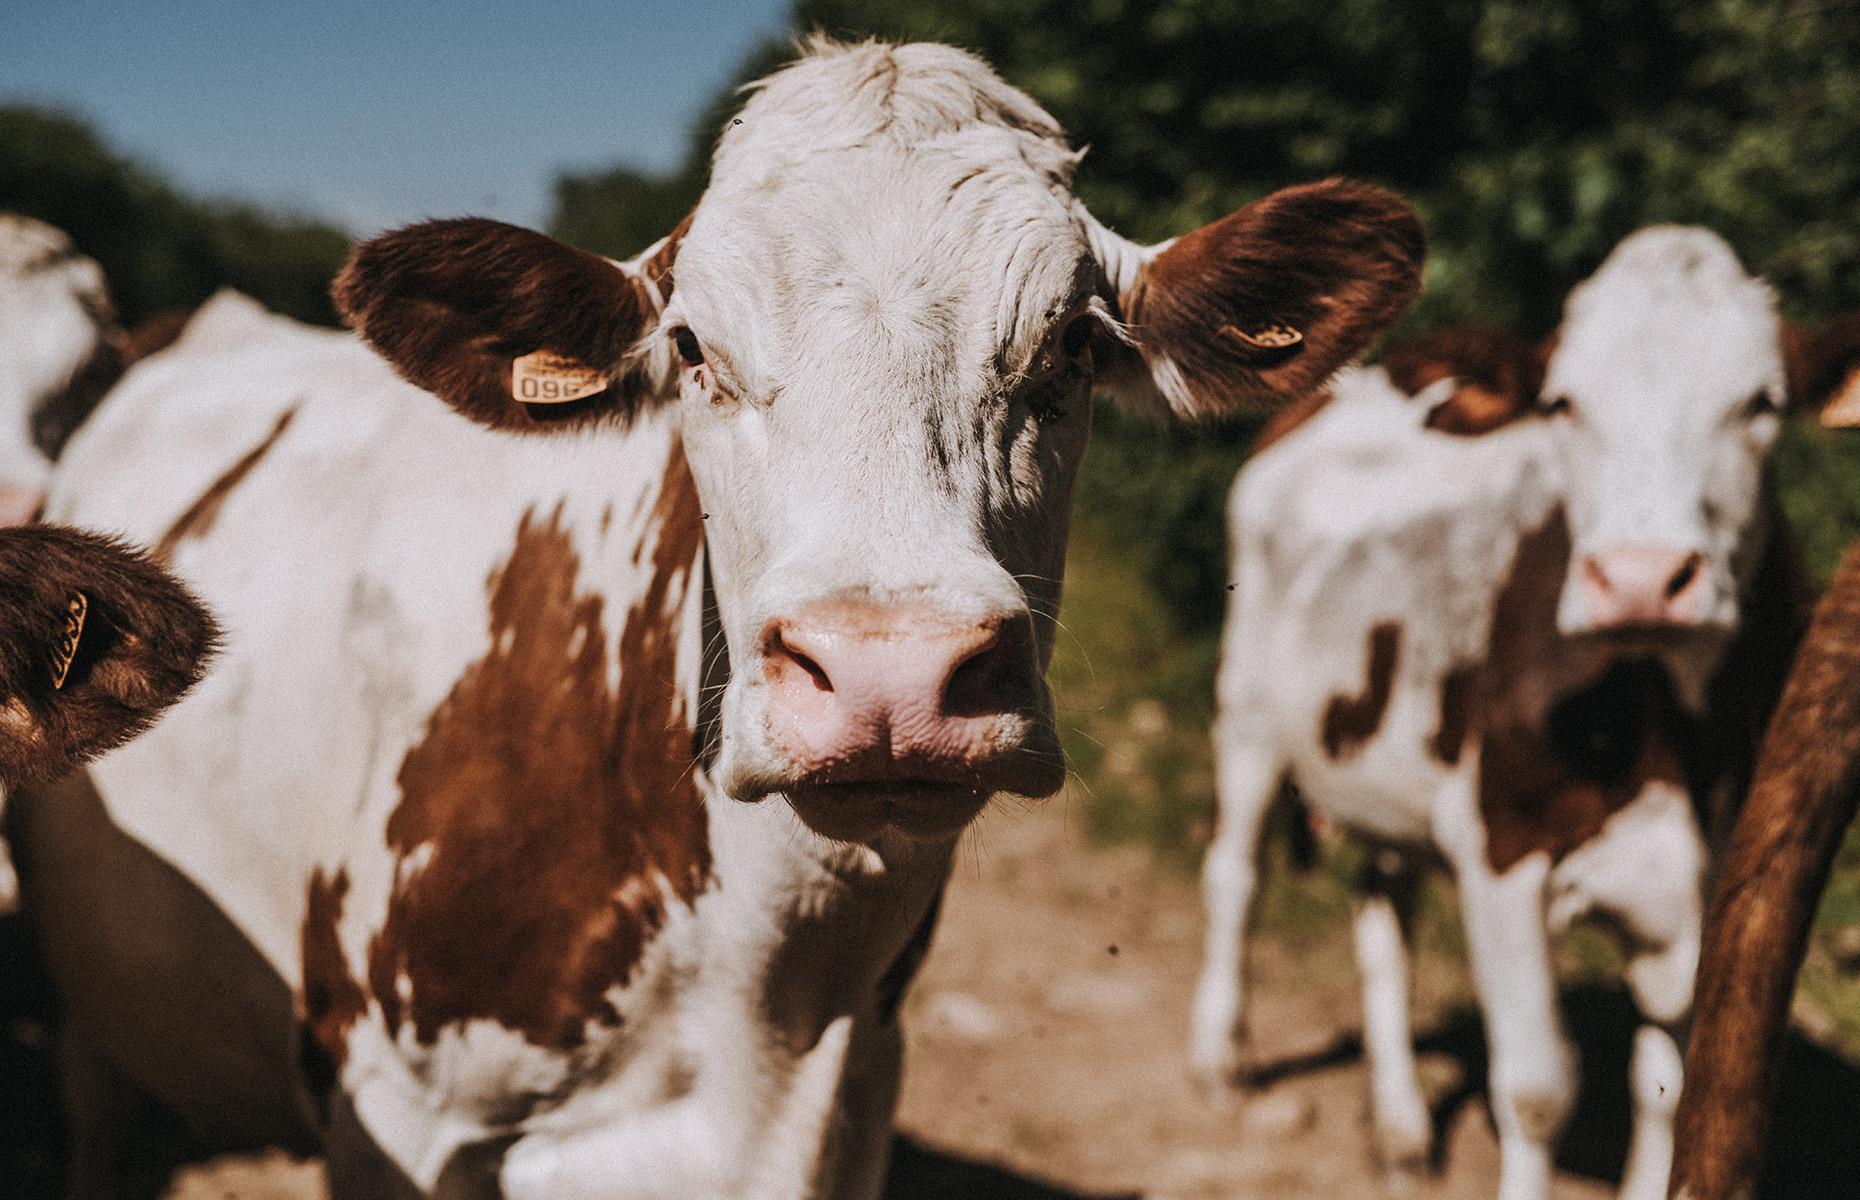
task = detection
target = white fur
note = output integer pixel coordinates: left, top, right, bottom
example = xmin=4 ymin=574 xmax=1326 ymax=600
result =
xmin=0 ymin=213 xmax=117 ymax=508
xmin=1194 ymin=229 xmax=1784 ymax=1200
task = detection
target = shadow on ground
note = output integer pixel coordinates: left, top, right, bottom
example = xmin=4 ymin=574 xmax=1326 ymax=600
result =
xmin=1244 ymin=979 xmax=1860 ymax=1200
xmin=882 ymin=1135 xmax=1139 ymax=1200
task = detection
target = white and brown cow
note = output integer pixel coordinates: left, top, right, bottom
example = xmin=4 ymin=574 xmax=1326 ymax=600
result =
xmin=1190 ymin=227 xmax=1860 ymax=1200
xmin=22 ymin=40 xmax=1424 ymax=1199
xmin=0 ymin=213 xmax=129 ymax=526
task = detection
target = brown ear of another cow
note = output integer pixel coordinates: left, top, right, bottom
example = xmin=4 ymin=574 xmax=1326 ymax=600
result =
xmin=1782 ymin=311 xmax=1860 ymax=427
xmin=333 ymin=218 xmax=676 ymax=433
xmin=1380 ymin=326 xmax=1548 ymax=436
xmin=1119 ymin=178 xmax=1426 ymax=419
xmin=0 ymin=526 xmax=220 ymax=786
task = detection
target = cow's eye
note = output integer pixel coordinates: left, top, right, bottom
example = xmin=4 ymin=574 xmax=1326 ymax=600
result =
xmin=1742 ymin=389 xmax=1780 ymax=419
xmin=1061 ymin=314 xmax=1095 ymax=361
xmin=1537 ymin=394 xmax=1573 ymax=417
xmin=672 ymin=327 xmax=704 ymax=367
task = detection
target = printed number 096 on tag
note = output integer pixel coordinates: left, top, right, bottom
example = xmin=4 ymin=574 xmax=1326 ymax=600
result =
xmin=512 ymin=351 xmax=609 ymax=404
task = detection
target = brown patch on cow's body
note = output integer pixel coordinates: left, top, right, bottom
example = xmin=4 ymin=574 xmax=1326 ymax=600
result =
xmin=1478 ymin=660 xmax=1688 ymax=873
xmin=29 ymin=333 xmax=126 ymax=464
xmin=153 ymin=407 xmax=297 ymax=564
xmin=1322 ymin=621 xmax=1400 ymax=760
xmin=1431 ymin=665 xmax=1479 ymax=766
xmin=300 ymin=867 xmax=367 ymax=1070
xmin=121 ymin=308 xmax=194 ymax=363
xmin=1121 ymin=179 xmax=1425 ymax=417
xmin=365 ymin=442 xmax=709 ymax=1052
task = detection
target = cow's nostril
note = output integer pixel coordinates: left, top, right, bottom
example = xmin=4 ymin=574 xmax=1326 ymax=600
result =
xmin=942 ymin=623 xmax=1016 ymax=718
xmin=771 ymin=631 xmax=833 ymax=692
xmin=1666 ymin=552 xmax=1703 ymax=599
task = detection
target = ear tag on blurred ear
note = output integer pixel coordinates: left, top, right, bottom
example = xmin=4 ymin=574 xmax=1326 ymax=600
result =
xmin=1224 ymin=324 xmax=1303 ymax=350
xmin=1820 ymin=366 xmax=1860 ymax=428
xmin=51 ymin=591 xmax=86 ymax=691
xmin=512 ymin=351 xmax=610 ymax=404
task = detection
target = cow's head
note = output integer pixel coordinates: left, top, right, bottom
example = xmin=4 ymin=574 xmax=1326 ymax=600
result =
xmin=0 ymin=525 xmax=219 ymax=785
xmin=0 ymin=214 xmax=126 ymax=526
xmin=1388 ymin=228 xmax=1860 ymax=676
xmin=335 ymin=40 xmax=1423 ymax=842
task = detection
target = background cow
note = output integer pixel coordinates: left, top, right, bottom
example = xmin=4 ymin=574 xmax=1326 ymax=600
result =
xmin=1191 ymin=227 xmax=1860 ymax=1200
xmin=22 ymin=40 xmax=1424 ymax=1199
xmin=0 ymin=214 xmax=129 ymax=527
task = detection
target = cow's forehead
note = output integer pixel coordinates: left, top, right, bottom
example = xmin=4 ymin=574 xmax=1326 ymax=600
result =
xmin=675 ymin=141 xmax=1094 ymax=396
xmin=1547 ymin=227 xmax=1784 ymax=416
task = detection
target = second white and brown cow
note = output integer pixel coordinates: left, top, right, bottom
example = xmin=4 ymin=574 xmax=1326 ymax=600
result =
xmin=1191 ymin=227 xmax=1860 ymax=1200
xmin=23 ymin=40 xmax=1425 ymax=1200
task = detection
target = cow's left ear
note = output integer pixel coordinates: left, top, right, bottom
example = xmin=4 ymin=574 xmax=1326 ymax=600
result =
xmin=1091 ymin=179 xmax=1426 ymax=420
xmin=334 ymin=216 xmax=687 ymax=433
xmin=1379 ymin=326 xmax=1548 ymax=436
xmin=0 ymin=526 xmax=219 ymax=786
xmin=1783 ymin=311 xmax=1860 ymax=427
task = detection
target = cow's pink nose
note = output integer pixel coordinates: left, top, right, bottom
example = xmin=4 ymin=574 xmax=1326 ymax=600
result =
xmin=1580 ymin=547 xmax=1708 ymax=628
xmin=762 ymin=605 xmax=1029 ymax=783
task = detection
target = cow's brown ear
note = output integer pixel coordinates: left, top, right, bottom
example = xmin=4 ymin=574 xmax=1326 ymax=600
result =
xmin=1782 ymin=312 xmax=1860 ymax=427
xmin=1103 ymin=179 xmax=1425 ymax=420
xmin=1379 ymin=326 xmax=1546 ymax=436
xmin=334 ymin=217 xmax=684 ymax=433
xmin=0 ymin=526 xmax=219 ymax=785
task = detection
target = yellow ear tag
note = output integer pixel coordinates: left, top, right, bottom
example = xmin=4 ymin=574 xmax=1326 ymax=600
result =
xmin=512 ymin=351 xmax=610 ymax=404
xmin=1225 ymin=323 xmax=1304 ymax=350
xmin=1820 ymin=366 xmax=1860 ymax=429
xmin=51 ymin=591 xmax=86 ymax=690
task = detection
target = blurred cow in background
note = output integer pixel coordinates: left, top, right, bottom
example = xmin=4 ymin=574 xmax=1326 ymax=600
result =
xmin=0 ymin=214 xmax=129 ymax=526
xmin=1192 ymin=227 xmax=1860 ymax=1200
xmin=19 ymin=40 xmax=1425 ymax=1200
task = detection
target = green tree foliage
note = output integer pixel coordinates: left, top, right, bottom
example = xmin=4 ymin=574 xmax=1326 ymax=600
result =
xmin=0 ymin=105 xmax=350 ymax=328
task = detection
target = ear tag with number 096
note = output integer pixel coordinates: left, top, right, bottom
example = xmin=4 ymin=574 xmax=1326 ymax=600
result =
xmin=512 ymin=351 xmax=610 ymax=404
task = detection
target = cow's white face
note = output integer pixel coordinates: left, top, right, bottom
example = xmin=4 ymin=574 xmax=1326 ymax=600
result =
xmin=336 ymin=39 xmax=1426 ymax=843
xmin=1542 ymin=228 xmax=1786 ymax=642
xmin=0 ymin=214 xmax=121 ymax=524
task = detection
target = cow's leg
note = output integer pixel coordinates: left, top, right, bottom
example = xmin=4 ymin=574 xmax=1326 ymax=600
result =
xmin=1545 ymin=779 xmax=1702 ymax=1200
xmin=1618 ymin=1022 xmax=1684 ymax=1200
xmin=1353 ymin=849 xmax=1430 ymax=1174
xmin=1437 ymin=775 xmax=1571 ymax=1200
xmin=1189 ymin=738 xmax=1280 ymax=1094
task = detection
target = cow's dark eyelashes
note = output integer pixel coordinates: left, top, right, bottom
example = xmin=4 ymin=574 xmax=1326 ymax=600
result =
xmin=1742 ymin=389 xmax=1780 ymax=419
xmin=672 ymin=327 xmax=705 ymax=367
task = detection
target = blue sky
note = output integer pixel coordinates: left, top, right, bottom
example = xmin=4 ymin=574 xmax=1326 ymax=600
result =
xmin=3 ymin=1 xmax=799 ymax=235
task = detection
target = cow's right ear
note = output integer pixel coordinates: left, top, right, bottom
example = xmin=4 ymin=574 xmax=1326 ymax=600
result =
xmin=1380 ymin=326 xmax=1548 ymax=436
xmin=334 ymin=217 xmax=687 ymax=433
xmin=1783 ymin=311 xmax=1860 ymax=427
xmin=0 ymin=526 xmax=219 ymax=786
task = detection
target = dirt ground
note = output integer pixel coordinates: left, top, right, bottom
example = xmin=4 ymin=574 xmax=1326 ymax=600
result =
xmin=143 ymin=793 xmax=1647 ymax=1200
